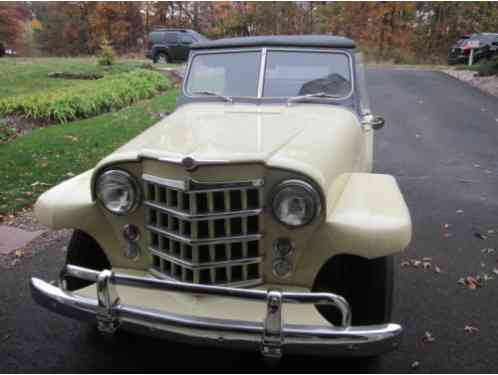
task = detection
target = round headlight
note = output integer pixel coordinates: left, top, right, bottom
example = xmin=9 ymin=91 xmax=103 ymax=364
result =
xmin=271 ymin=180 xmax=321 ymax=227
xmin=96 ymin=170 xmax=140 ymax=215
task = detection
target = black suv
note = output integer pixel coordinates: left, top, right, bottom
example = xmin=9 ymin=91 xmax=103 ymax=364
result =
xmin=448 ymin=33 xmax=498 ymax=65
xmin=146 ymin=28 xmax=208 ymax=64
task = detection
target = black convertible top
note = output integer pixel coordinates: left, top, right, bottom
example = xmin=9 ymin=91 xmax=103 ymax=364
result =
xmin=191 ymin=35 xmax=356 ymax=50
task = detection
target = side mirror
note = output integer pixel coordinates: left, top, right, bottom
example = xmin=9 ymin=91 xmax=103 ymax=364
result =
xmin=371 ymin=116 xmax=385 ymax=130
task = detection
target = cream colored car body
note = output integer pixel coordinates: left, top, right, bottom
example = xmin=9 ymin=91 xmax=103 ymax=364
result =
xmin=35 ymin=102 xmax=411 ymax=290
xmin=33 ymin=41 xmax=412 ymax=353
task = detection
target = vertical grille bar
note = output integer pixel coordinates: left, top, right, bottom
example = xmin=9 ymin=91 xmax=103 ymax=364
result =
xmin=190 ymin=193 xmax=197 ymax=215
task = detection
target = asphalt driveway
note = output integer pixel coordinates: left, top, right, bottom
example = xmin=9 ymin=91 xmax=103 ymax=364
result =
xmin=2 ymin=68 xmax=498 ymax=372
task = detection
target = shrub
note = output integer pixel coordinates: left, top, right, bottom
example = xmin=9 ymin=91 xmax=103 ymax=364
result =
xmin=0 ymin=69 xmax=171 ymax=123
xmin=477 ymin=56 xmax=498 ymax=77
xmin=98 ymin=39 xmax=116 ymax=66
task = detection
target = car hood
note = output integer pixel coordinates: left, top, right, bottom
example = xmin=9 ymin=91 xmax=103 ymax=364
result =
xmin=97 ymin=102 xmax=364 ymax=191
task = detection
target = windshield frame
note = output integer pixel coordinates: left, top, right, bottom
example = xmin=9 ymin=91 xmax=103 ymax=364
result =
xmin=182 ymin=47 xmax=355 ymax=102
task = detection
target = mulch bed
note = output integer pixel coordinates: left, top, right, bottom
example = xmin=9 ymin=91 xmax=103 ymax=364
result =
xmin=0 ymin=115 xmax=49 ymax=143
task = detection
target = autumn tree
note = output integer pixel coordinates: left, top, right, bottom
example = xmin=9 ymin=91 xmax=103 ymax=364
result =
xmin=88 ymin=2 xmax=143 ymax=53
xmin=0 ymin=2 xmax=30 ymax=50
xmin=24 ymin=1 xmax=498 ymax=63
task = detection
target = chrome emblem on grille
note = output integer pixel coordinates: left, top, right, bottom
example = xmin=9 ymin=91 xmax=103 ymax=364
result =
xmin=181 ymin=156 xmax=197 ymax=171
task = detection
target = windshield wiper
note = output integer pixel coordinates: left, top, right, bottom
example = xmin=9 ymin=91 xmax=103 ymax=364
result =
xmin=191 ymin=91 xmax=233 ymax=103
xmin=287 ymin=92 xmax=340 ymax=104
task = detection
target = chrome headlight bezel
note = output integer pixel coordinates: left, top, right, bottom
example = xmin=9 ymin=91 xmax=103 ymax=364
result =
xmin=95 ymin=169 xmax=142 ymax=215
xmin=270 ymin=179 xmax=321 ymax=228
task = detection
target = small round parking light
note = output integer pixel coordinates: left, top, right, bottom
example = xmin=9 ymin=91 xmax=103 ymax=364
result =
xmin=273 ymin=259 xmax=292 ymax=278
xmin=123 ymin=224 xmax=140 ymax=242
xmin=273 ymin=238 xmax=293 ymax=258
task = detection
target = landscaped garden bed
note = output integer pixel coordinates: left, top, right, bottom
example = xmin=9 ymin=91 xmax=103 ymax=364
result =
xmin=0 ymin=69 xmax=170 ymax=124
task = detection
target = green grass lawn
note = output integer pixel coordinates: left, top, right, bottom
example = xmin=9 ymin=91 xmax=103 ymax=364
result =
xmin=0 ymin=89 xmax=179 ymax=214
xmin=0 ymin=57 xmax=155 ymax=99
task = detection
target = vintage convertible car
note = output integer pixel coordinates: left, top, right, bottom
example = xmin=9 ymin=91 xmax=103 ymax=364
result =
xmin=30 ymin=35 xmax=412 ymax=361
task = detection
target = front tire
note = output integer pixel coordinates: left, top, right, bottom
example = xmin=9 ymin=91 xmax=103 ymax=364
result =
xmin=65 ymin=230 xmax=111 ymax=291
xmin=312 ymin=255 xmax=394 ymax=326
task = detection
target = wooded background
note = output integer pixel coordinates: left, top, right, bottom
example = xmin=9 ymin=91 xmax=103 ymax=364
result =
xmin=2 ymin=2 xmax=498 ymax=63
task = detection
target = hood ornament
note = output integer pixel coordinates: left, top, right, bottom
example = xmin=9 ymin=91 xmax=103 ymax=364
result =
xmin=181 ymin=156 xmax=197 ymax=171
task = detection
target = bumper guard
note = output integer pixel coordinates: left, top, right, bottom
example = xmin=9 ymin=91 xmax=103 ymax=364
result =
xmin=30 ymin=265 xmax=402 ymax=359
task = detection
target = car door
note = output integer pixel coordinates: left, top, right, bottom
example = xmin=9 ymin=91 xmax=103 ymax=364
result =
xmin=164 ymin=32 xmax=181 ymax=60
xmin=177 ymin=34 xmax=194 ymax=60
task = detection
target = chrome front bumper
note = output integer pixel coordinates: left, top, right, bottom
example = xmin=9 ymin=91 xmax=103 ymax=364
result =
xmin=30 ymin=265 xmax=402 ymax=359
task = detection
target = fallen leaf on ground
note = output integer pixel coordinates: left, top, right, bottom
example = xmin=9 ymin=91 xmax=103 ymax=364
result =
xmin=474 ymin=232 xmax=487 ymax=240
xmin=423 ymin=331 xmax=436 ymax=343
xmin=14 ymin=249 xmax=24 ymax=258
xmin=465 ymin=276 xmax=481 ymax=290
xmin=477 ymin=273 xmax=493 ymax=282
xmin=31 ymin=181 xmax=50 ymax=187
xmin=481 ymin=248 xmax=495 ymax=254
xmin=464 ymin=325 xmax=479 ymax=334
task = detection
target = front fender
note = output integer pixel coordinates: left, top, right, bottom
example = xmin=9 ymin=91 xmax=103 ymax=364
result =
xmin=34 ymin=170 xmax=98 ymax=230
xmin=34 ymin=170 xmax=123 ymax=265
xmin=324 ymin=173 xmax=412 ymax=258
xmin=294 ymin=173 xmax=412 ymax=286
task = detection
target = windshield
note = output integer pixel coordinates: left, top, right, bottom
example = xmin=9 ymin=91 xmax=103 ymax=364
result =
xmin=186 ymin=51 xmax=261 ymax=97
xmin=185 ymin=49 xmax=352 ymax=99
xmin=263 ymin=51 xmax=351 ymax=98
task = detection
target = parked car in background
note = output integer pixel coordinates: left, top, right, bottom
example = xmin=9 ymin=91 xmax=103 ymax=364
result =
xmin=448 ymin=33 xmax=498 ymax=65
xmin=146 ymin=28 xmax=208 ymax=64
xmin=31 ymin=35 xmax=412 ymax=362
xmin=0 ymin=43 xmax=5 ymax=57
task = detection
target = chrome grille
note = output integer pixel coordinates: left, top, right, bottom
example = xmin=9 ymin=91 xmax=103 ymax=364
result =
xmin=144 ymin=174 xmax=264 ymax=287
